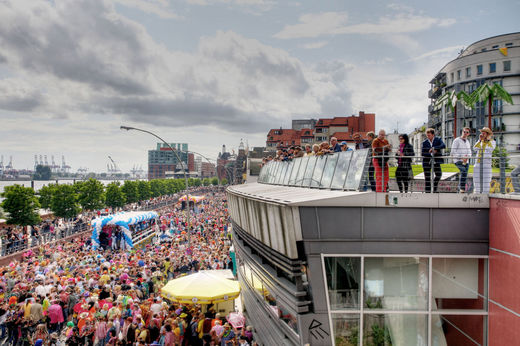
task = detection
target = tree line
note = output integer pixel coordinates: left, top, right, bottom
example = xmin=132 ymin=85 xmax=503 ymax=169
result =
xmin=1 ymin=177 xmax=227 ymax=227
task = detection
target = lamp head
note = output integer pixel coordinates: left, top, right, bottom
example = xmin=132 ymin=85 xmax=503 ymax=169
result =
xmin=120 ymin=126 xmax=133 ymax=131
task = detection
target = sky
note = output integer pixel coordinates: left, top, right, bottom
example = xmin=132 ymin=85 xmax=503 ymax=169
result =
xmin=0 ymin=0 xmax=519 ymax=173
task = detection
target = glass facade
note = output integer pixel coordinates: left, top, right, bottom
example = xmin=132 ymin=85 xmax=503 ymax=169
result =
xmin=324 ymin=256 xmax=488 ymax=346
xmin=257 ymin=149 xmax=370 ymax=191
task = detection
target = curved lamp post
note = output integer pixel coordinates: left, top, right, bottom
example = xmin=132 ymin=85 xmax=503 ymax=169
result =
xmin=120 ymin=125 xmax=191 ymax=250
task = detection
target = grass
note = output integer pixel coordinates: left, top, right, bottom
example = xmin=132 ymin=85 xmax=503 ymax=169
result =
xmin=387 ymin=164 xmax=512 ymax=178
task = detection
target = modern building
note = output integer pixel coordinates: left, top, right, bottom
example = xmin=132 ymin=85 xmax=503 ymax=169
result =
xmin=428 ymin=32 xmax=520 ymax=162
xmin=292 ymin=119 xmax=317 ymax=131
xmin=148 ymin=143 xmax=191 ymax=180
xmin=227 ymin=151 xmax=520 ymax=345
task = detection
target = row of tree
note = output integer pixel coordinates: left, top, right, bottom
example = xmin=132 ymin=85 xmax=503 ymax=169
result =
xmin=1 ymin=177 xmax=227 ymax=227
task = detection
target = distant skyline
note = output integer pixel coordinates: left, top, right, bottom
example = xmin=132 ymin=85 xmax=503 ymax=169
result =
xmin=0 ymin=0 xmax=519 ymax=172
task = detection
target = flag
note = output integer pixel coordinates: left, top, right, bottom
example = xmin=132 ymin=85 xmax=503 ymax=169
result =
xmin=499 ymin=47 xmax=508 ymax=56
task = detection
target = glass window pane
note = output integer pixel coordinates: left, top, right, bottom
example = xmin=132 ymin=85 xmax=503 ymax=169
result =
xmin=288 ymin=158 xmax=302 ymax=185
xmin=295 ymin=157 xmax=309 ymax=186
xmin=320 ymin=153 xmax=339 ymax=188
xmin=325 ymin=257 xmax=361 ymax=310
xmin=331 ymin=313 xmax=359 ymax=346
xmin=344 ymin=149 xmax=370 ymax=190
xmin=310 ymin=155 xmax=328 ymax=187
xmin=363 ymin=314 xmax=427 ymax=346
xmin=283 ymin=160 xmax=294 ymax=185
xmin=364 ymin=257 xmax=429 ymax=311
xmin=432 ymin=258 xmax=487 ymax=310
xmin=331 ymin=151 xmax=353 ymax=189
xmin=302 ymin=156 xmax=318 ymax=186
xmin=431 ymin=314 xmax=485 ymax=346
xmin=264 ymin=284 xmax=299 ymax=335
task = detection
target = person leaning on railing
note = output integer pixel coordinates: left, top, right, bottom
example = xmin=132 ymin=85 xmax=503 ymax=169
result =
xmin=473 ymin=127 xmax=496 ymax=194
xmin=451 ymin=127 xmax=472 ymax=193
xmin=372 ymin=129 xmax=392 ymax=192
xmin=395 ymin=134 xmax=414 ymax=193
xmin=421 ymin=128 xmax=445 ymax=193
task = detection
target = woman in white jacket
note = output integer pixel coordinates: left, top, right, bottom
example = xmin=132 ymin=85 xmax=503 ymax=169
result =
xmin=473 ymin=127 xmax=496 ymax=193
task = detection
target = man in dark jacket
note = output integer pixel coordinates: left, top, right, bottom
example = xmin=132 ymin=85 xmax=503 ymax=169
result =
xmin=422 ymin=128 xmax=446 ymax=193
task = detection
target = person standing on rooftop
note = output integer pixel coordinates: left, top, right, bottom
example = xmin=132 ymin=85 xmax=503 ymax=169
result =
xmin=421 ymin=128 xmax=445 ymax=193
xmin=372 ymin=129 xmax=391 ymax=192
xmin=452 ymin=127 xmax=472 ymax=193
xmin=473 ymin=127 xmax=496 ymax=194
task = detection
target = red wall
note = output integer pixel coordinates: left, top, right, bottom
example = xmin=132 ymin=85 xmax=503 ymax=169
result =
xmin=488 ymin=197 xmax=520 ymax=345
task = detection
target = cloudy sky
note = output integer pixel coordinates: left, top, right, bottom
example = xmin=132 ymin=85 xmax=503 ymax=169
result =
xmin=0 ymin=0 xmax=518 ymax=173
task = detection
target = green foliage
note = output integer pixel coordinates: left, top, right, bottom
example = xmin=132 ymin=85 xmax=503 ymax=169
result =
xmin=38 ymin=184 xmax=57 ymax=209
xmin=33 ymin=165 xmax=52 ymax=180
xmin=1 ymin=185 xmax=41 ymax=226
xmin=121 ymin=180 xmax=139 ymax=203
xmin=51 ymin=184 xmax=81 ymax=219
xmin=150 ymin=179 xmax=165 ymax=197
xmin=220 ymin=178 xmax=228 ymax=185
xmin=193 ymin=179 xmax=202 ymax=187
xmin=137 ymin=180 xmax=152 ymax=200
xmin=492 ymin=146 xmax=509 ymax=169
xmin=105 ymin=182 xmax=126 ymax=209
xmin=202 ymin=178 xmax=211 ymax=186
xmin=77 ymin=178 xmax=105 ymax=211
xmin=211 ymin=177 xmax=219 ymax=186
xmin=369 ymin=324 xmax=392 ymax=346
xmin=72 ymin=181 xmax=84 ymax=194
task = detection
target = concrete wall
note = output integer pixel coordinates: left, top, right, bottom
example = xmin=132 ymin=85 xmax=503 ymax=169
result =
xmin=489 ymin=197 xmax=520 ymax=344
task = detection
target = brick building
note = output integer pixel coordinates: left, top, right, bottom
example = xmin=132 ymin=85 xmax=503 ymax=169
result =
xmin=148 ymin=143 xmax=193 ymax=180
xmin=266 ymin=111 xmax=375 ymax=149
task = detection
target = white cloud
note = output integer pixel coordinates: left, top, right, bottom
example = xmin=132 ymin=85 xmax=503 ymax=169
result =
xmin=112 ymin=0 xmax=181 ymax=19
xmin=410 ymin=45 xmax=464 ymax=62
xmin=186 ymin=0 xmax=275 ymax=12
xmin=300 ymin=41 xmax=328 ymax=49
xmin=274 ymin=11 xmax=456 ymax=39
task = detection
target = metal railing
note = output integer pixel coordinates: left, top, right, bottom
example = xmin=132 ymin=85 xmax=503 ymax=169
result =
xmin=258 ymin=149 xmax=519 ymax=194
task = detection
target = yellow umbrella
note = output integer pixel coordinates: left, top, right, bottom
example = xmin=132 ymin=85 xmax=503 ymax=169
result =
xmin=161 ymin=271 xmax=240 ymax=304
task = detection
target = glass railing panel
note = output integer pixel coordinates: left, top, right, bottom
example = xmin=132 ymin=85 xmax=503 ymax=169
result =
xmin=268 ymin=161 xmax=279 ymax=184
xmin=283 ymin=160 xmax=294 ymax=185
xmin=330 ymin=151 xmax=353 ymax=189
xmin=288 ymin=158 xmax=302 ymax=186
xmin=302 ymin=156 xmax=318 ymax=187
xmin=344 ymin=149 xmax=370 ymax=190
xmin=310 ymin=155 xmax=328 ymax=188
xmin=295 ymin=156 xmax=309 ymax=186
xmin=276 ymin=162 xmax=288 ymax=185
xmin=320 ymin=153 xmax=339 ymax=188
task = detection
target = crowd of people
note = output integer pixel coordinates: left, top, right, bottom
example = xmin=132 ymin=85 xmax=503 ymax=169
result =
xmin=0 ymin=186 xmax=255 ymax=345
xmin=261 ymin=126 xmax=518 ymax=194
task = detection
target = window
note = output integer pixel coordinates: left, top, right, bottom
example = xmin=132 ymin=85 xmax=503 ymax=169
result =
xmin=492 ymin=45 xmax=499 ymax=49
xmin=466 ymin=67 xmax=471 ymax=78
xmin=477 ymin=64 xmax=483 ymax=75
xmin=505 ymin=42 xmax=513 ymax=47
xmin=504 ymin=60 xmax=511 ymax=72
xmin=481 ymin=48 xmax=487 ymax=52
xmin=450 ymin=72 xmax=454 ymax=83
xmin=457 ymin=70 xmax=461 ymax=80
xmin=489 ymin=62 xmax=496 ymax=73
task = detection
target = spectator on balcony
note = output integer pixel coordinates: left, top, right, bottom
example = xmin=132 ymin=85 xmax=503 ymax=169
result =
xmin=340 ymin=142 xmax=353 ymax=152
xmin=318 ymin=142 xmax=332 ymax=155
xmin=294 ymin=146 xmax=304 ymax=158
xmin=330 ymin=137 xmax=341 ymax=152
xmin=421 ymin=128 xmax=445 ymax=193
xmin=473 ymin=127 xmax=496 ymax=194
xmin=353 ymin=133 xmax=369 ymax=149
xmin=452 ymin=127 xmax=472 ymax=193
xmin=366 ymin=132 xmax=376 ymax=191
xmin=303 ymin=144 xmax=312 ymax=156
xmin=372 ymin=129 xmax=392 ymax=192
xmin=396 ymin=134 xmax=415 ymax=193
xmin=311 ymin=144 xmax=320 ymax=156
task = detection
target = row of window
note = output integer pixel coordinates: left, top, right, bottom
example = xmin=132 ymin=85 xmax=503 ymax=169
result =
xmin=452 ymin=60 xmax=511 ymax=82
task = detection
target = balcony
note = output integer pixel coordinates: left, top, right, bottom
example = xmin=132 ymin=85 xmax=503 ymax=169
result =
xmin=428 ymin=86 xmax=442 ymax=99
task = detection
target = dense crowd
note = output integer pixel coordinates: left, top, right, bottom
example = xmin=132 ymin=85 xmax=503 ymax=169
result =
xmin=0 ymin=187 xmax=254 ymax=345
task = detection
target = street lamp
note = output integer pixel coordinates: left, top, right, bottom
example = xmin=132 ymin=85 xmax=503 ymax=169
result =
xmin=120 ymin=125 xmax=191 ymax=250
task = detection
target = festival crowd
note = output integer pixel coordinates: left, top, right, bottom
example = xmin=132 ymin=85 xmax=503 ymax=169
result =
xmin=0 ymin=187 xmax=255 ymax=346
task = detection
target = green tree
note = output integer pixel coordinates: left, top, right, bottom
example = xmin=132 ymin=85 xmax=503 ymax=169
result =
xmin=72 ymin=181 xmax=85 ymax=194
xmin=150 ymin=179 xmax=165 ymax=197
xmin=492 ymin=146 xmax=510 ymax=169
xmin=193 ymin=179 xmax=202 ymax=187
xmin=38 ymin=184 xmax=57 ymax=209
xmin=78 ymin=178 xmax=105 ymax=210
xmin=33 ymin=165 xmax=52 ymax=180
xmin=51 ymin=184 xmax=81 ymax=219
xmin=211 ymin=177 xmax=219 ymax=186
xmin=220 ymin=178 xmax=228 ymax=185
xmin=1 ymin=185 xmax=41 ymax=226
xmin=471 ymin=82 xmax=514 ymax=129
xmin=137 ymin=180 xmax=152 ymax=200
xmin=434 ymin=90 xmax=473 ymax=138
xmin=202 ymin=178 xmax=211 ymax=186
xmin=105 ymin=182 xmax=126 ymax=209
xmin=121 ymin=180 xmax=139 ymax=203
